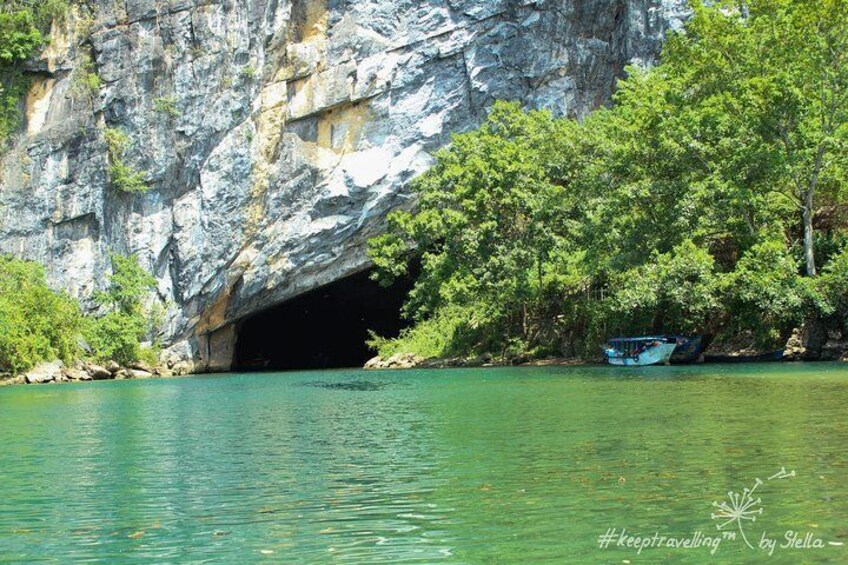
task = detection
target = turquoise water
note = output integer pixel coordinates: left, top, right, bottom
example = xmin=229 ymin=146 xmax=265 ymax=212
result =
xmin=1 ymin=363 xmax=847 ymax=563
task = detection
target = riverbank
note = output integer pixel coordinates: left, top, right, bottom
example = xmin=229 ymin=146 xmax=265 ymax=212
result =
xmin=364 ymin=327 xmax=848 ymax=370
xmin=0 ymin=358 xmax=193 ymax=387
xmin=3 ymin=326 xmax=847 ymax=386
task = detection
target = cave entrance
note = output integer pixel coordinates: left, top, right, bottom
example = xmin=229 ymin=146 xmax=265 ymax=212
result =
xmin=233 ymin=269 xmax=413 ymax=371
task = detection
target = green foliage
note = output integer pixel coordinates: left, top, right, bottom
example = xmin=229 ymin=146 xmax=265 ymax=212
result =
xmin=240 ymin=64 xmax=257 ymax=79
xmin=367 ymin=306 xmax=483 ymax=360
xmin=0 ymin=256 xmax=82 ymax=374
xmin=0 ymin=1 xmax=70 ymax=145
xmin=152 ymin=95 xmax=180 ymax=117
xmin=601 ymin=241 xmax=722 ymax=338
xmin=85 ymin=310 xmax=147 ymax=366
xmin=721 ymin=240 xmax=815 ymax=346
xmin=819 ymin=247 xmax=848 ymax=326
xmin=370 ymin=1 xmax=848 ymax=362
xmin=0 ymin=253 xmax=161 ymax=373
xmin=0 ymin=10 xmax=42 ymax=65
xmin=137 ymin=344 xmax=161 ymax=367
xmin=69 ymin=49 xmax=100 ymax=102
xmin=104 ymin=127 xmax=149 ymax=193
xmin=0 ymin=72 xmax=30 ymax=142
xmin=96 ymin=253 xmax=157 ymax=315
xmin=87 ymin=254 xmax=158 ymax=365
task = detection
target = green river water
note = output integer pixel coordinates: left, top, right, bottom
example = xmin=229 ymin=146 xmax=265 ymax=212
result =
xmin=1 ymin=363 xmax=847 ymax=563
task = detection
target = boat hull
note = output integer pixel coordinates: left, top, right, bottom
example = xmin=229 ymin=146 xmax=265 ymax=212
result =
xmin=606 ymin=343 xmax=678 ymax=366
xmin=670 ymin=335 xmax=708 ymax=364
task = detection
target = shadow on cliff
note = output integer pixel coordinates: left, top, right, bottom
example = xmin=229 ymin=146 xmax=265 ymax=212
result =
xmin=232 ymin=268 xmax=414 ymax=371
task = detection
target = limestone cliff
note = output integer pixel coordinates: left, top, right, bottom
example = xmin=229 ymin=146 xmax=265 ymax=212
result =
xmin=0 ymin=0 xmax=687 ymax=371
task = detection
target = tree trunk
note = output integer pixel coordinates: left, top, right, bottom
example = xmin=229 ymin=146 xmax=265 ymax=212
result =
xmin=802 ymin=189 xmax=817 ymax=277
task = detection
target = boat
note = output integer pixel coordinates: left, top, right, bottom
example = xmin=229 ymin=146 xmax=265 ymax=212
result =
xmin=670 ymin=335 xmax=709 ymax=364
xmin=603 ymin=336 xmax=679 ymax=366
xmin=703 ymin=349 xmax=784 ymax=363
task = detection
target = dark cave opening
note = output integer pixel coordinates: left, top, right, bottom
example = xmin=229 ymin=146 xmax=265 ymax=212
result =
xmin=233 ymin=269 xmax=414 ymax=371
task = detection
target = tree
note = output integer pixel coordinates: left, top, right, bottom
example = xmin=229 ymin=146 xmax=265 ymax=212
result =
xmin=0 ymin=256 xmax=82 ymax=373
xmin=87 ymin=254 xmax=158 ymax=365
xmin=368 ymin=1 xmax=848 ymax=361
xmin=369 ymin=102 xmax=579 ymax=353
xmin=663 ymin=0 xmax=848 ymax=276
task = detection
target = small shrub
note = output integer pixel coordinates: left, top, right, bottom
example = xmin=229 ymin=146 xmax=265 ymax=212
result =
xmin=87 ymin=254 xmax=158 ymax=365
xmin=70 ymin=50 xmax=101 ymax=102
xmin=367 ymin=306 xmax=483 ymax=360
xmin=137 ymin=345 xmax=161 ymax=367
xmin=153 ymin=95 xmax=180 ymax=117
xmin=104 ymin=127 xmax=149 ymax=193
xmin=109 ymin=160 xmax=148 ymax=193
xmin=240 ymin=64 xmax=257 ymax=79
xmin=86 ymin=310 xmax=146 ymax=366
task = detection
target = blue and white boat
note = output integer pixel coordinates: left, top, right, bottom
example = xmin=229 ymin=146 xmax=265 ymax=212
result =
xmin=603 ymin=336 xmax=679 ymax=366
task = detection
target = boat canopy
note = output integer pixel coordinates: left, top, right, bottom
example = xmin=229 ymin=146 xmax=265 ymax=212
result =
xmin=607 ymin=336 xmax=669 ymax=344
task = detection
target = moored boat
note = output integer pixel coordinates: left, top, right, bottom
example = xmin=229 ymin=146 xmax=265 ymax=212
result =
xmin=670 ymin=335 xmax=709 ymax=364
xmin=603 ymin=336 xmax=679 ymax=366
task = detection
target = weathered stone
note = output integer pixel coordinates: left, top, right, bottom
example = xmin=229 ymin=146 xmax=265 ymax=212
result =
xmin=23 ymin=361 xmax=63 ymax=384
xmin=128 ymin=369 xmax=154 ymax=379
xmin=62 ymin=367 xmax=88 ymax=381
xmin=364 ymin=356 xmax=383 ymax=370
xmin=0 ymin=375 xmax=27 ymax=386
xmin=106 ymin=361 xmax=121 ymax=373
xmin=170 ymin=362 xmax=194 ymax=376
xmin=87 ymin=364 xmax=113 ymax=380
xmin=821 ymin=340 xmax=848 ymax=362
xmin=114 ymin=369 xmax=130 ymax=380
xmin=784 ymin=324 xmax=829 ymax=361
xmin=365 ymin=352 xmax=423 ymax=369
xmin=128 ymin=361 xmax=152 ymax=372
xmin=0 ymin=1 xmax=688 ymax=371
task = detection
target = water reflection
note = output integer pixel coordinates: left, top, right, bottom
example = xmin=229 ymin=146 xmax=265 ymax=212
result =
xmin=0 ymin=364 xmax=846 ymax=562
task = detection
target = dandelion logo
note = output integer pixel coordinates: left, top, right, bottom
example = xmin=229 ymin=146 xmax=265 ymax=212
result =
xmin=711 ymin=478 xmax=764 ymax=549
xmin=710 ymin=467 xmax=796 ymax=550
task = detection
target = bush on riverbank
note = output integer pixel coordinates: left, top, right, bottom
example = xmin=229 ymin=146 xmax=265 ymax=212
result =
xmin=85 ymin=254 xmax=159 ymax=366
xmin=0 ymin=254 xmax=160 ymax=374
xmin=368 ymin=0 xmax=848 ymax=362
xmin=0 ymin=256 xmax=82 ymax=374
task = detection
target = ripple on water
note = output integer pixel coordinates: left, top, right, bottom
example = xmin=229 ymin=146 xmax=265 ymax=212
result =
xmin=0 ymin=364 xmax=847 ymax=563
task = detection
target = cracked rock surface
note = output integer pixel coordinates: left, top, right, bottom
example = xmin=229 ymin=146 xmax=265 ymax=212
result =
xmin=0 ymin=0 xmax=686 ymax=370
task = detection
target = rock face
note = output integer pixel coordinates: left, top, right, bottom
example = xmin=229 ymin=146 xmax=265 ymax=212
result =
xmin=0 ymin=0 xmax=687 ymax=371
xmin=23 ymin=361 xmax=64 ymax=384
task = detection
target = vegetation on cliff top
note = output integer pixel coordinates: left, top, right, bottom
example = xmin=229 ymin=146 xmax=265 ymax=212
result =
xmin=0 ymin=0 xmax=68 ymax=143
xmin=0 ymin=254 xmax=160 ymax=374
xmin=368 ymin=0 xmax=848 ymax=361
